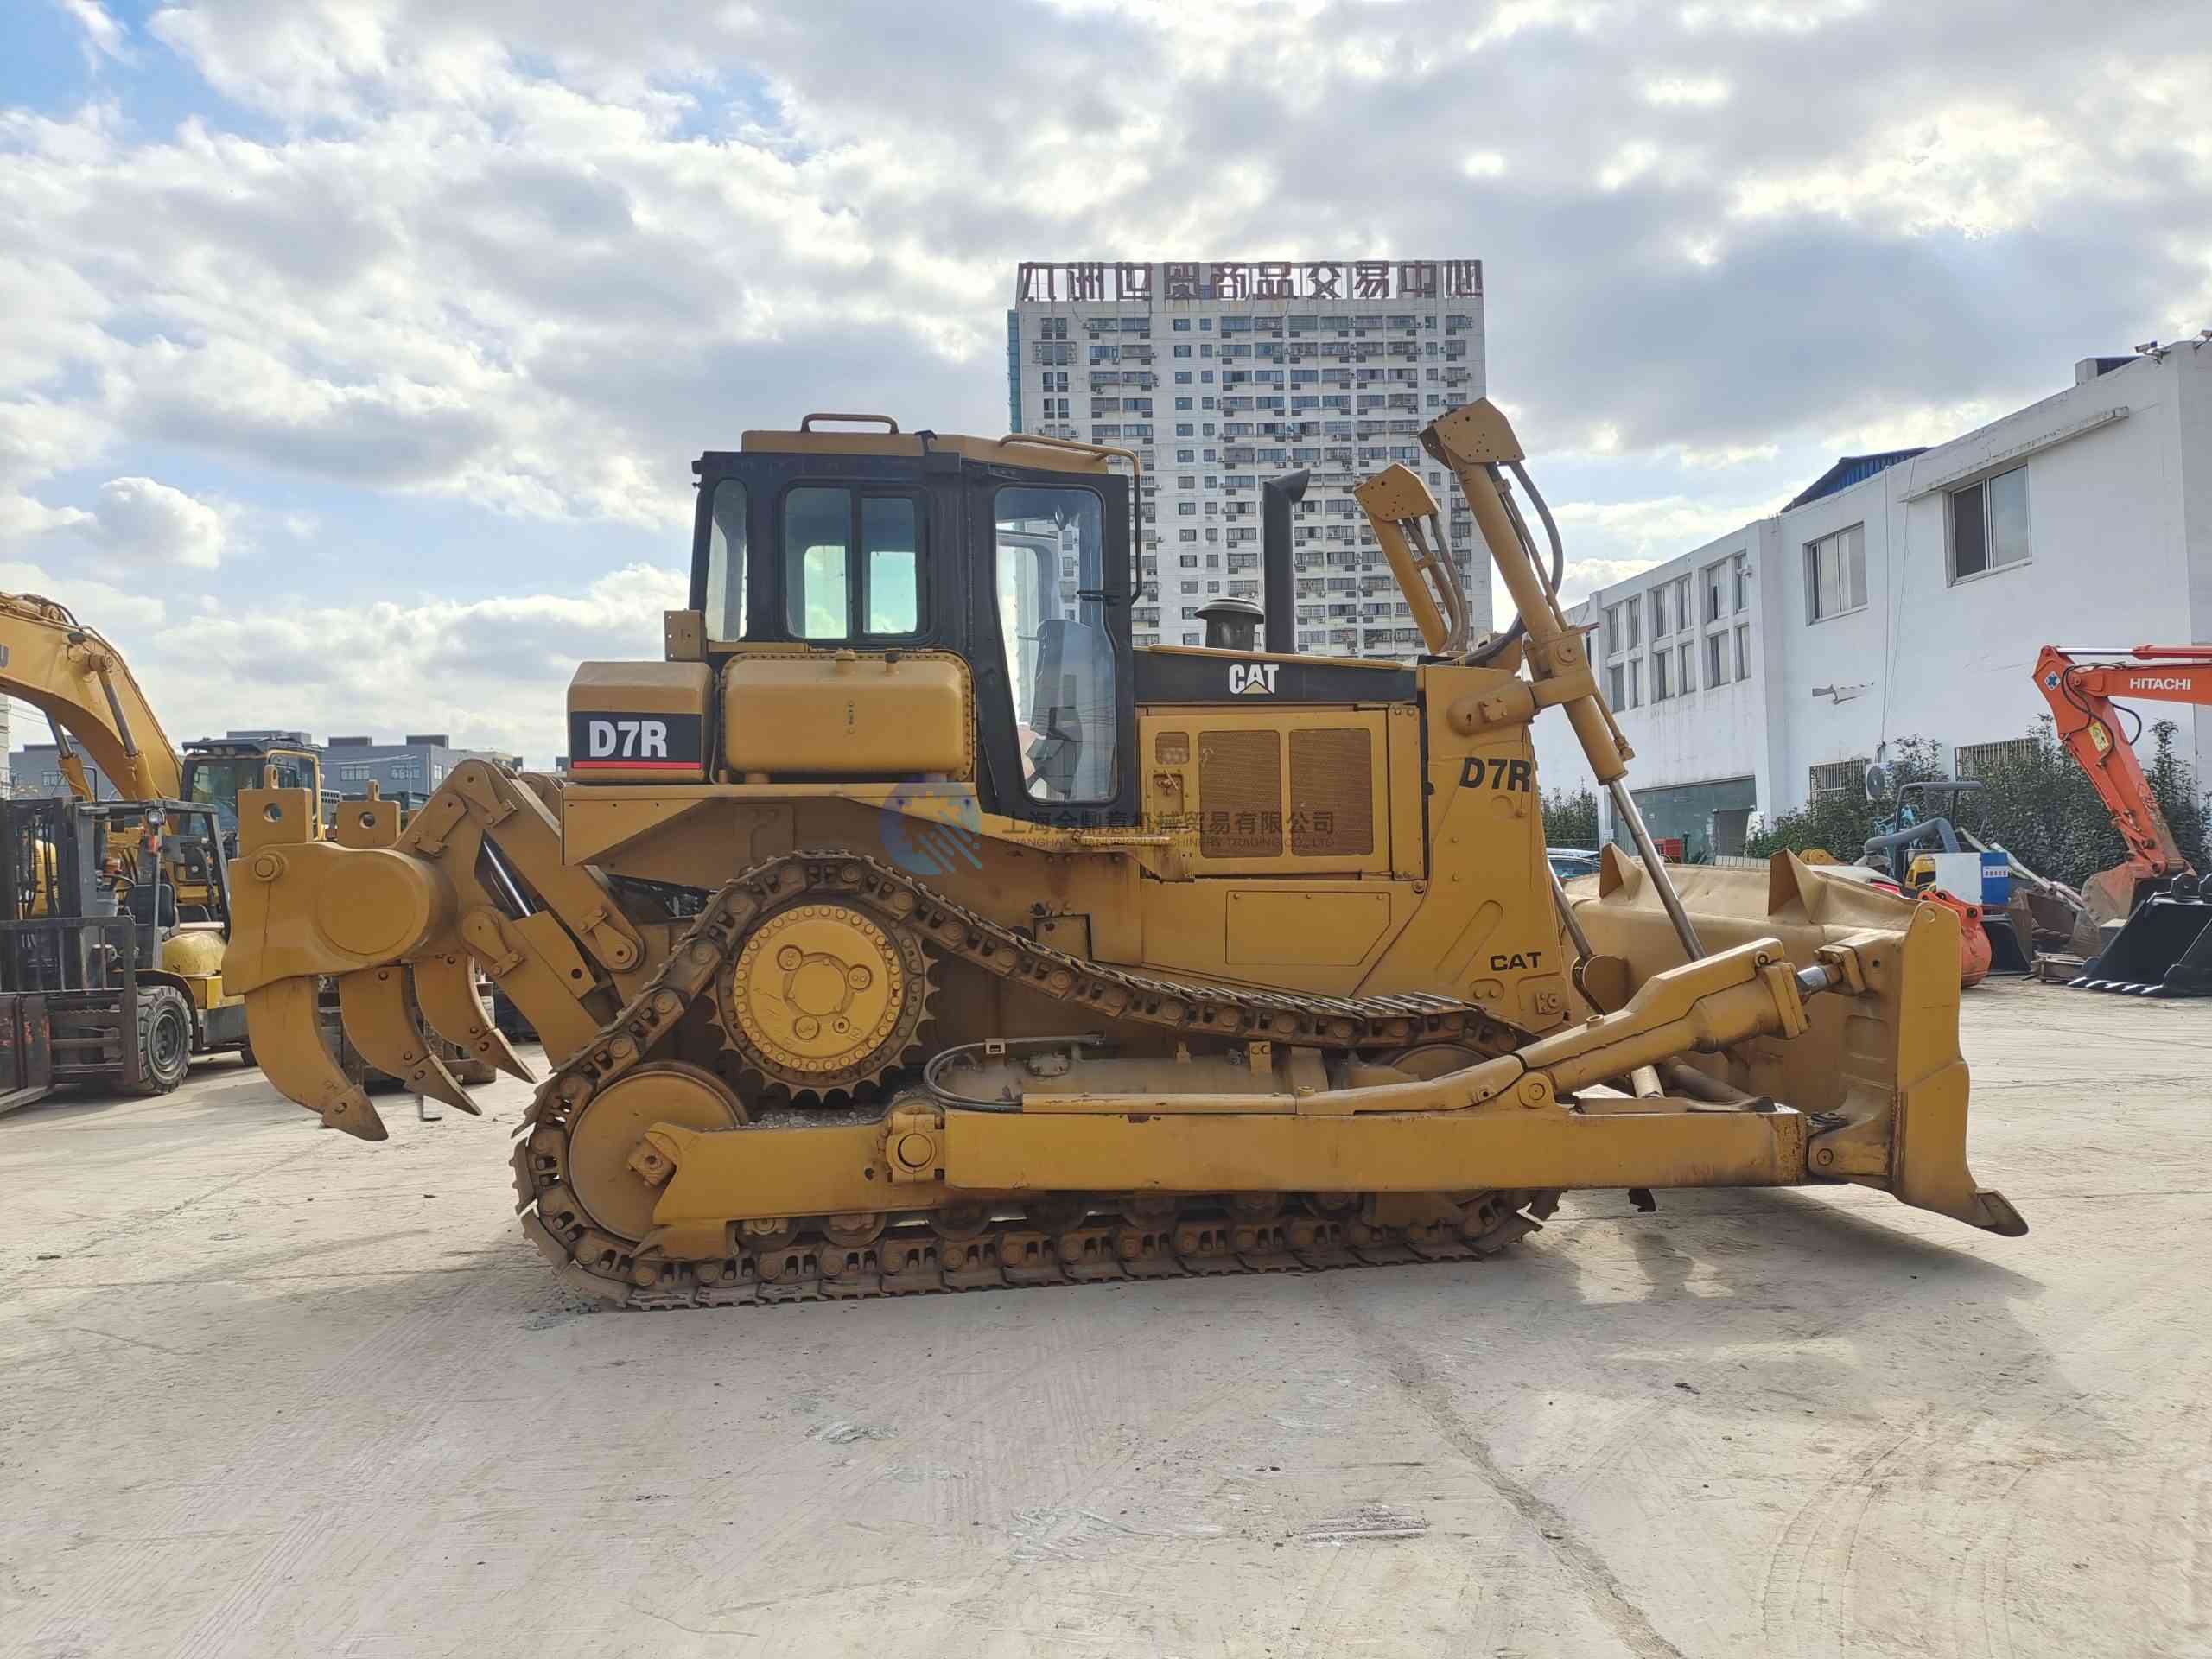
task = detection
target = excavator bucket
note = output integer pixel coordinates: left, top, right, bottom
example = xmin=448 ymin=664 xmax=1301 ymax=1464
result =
xmin=2072 ymin=875 xmax=2212 ymax=995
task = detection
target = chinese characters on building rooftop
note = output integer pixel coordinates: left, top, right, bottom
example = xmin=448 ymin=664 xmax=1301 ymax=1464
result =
xmin=1016 ymin=261 xmax=1482 ymax=304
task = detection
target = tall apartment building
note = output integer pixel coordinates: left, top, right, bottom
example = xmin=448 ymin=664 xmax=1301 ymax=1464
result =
xmin=1008 ymin=260 xmax=1489 ymax=658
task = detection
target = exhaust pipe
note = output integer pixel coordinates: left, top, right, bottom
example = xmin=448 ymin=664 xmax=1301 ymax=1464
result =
xmin=1261 ymin=469 xmax=1309 ymax=655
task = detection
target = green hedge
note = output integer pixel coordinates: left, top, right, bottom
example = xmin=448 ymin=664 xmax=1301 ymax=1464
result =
xmin=1745 ymin=720 xmax=2209 ymax=890
xmin=1541 ymin=786 xmax=1599 ymax=848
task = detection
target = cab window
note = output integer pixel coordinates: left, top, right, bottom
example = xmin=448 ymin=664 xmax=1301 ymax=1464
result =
xmin=781 ymin=486 xmax=924 ymax=639
xmin=188 ymin=754 xmax=309 ymax=833
xmin=704 ymin=479 xmax=747 ymax=639
xmin=994 ymin=486 xmax=1116 ymax=802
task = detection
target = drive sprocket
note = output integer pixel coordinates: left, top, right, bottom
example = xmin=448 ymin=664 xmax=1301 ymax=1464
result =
xmin=716 ymin=899 xmax=932 ymax=1097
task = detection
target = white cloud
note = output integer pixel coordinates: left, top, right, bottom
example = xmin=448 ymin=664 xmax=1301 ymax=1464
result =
xmin=54 ymin=0 xmax=129 ymax=65
xmin=1553 ymin=555 xmax=1669 ymax=608
xmin=0 ymin=561 xmax=164 ymax=632
xmin=1 ymin=475 xmax=230 ymax=587
xmin=5 ymin=560 xmax=687 ymax=766
xmin=1552 ymin=491 xmax=1785 ymax=563
xmin=0 ymin=0 xmax=2207 ymax=748
xmin=1642 ymin=75 xmax=1729 ymax=107
xmin=81 ymin=477 xmax=229 ymax=569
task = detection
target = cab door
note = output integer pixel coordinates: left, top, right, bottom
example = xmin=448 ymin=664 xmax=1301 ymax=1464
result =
xmin=966 ymin=464 xmax=1139 ymax=830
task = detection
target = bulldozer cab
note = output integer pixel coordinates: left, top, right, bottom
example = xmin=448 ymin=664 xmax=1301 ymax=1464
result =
xmin=689 ymin=419 xmax=1141 ymax=829
xmin=183 ymin=740 xmax=324 ymax=845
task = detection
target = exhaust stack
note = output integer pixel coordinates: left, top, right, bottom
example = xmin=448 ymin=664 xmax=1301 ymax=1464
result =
xmin=1261 ymin=469 xmax=1310 ymax=655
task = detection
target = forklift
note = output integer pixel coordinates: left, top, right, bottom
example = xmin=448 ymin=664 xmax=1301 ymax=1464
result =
xmin=0 ymin=795 xmax=243 ymax=1115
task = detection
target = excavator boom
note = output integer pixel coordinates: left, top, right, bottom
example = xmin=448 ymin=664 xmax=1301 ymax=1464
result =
xmin=0 ymin=593 xmax=183 ymax=802
xmin=2033 ymin=643 xmax=2212 ymax=995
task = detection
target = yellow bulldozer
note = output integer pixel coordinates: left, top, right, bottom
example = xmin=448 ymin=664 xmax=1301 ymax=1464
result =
xmin=226 ymin=398 xmax=2023 ymax=1307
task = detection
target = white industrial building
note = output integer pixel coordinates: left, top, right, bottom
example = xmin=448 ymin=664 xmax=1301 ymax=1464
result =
xmin=1533 ymin=343 xmax=2212 ymax=858
xmin=1008 ymin=259 xmax=1487 ymax=655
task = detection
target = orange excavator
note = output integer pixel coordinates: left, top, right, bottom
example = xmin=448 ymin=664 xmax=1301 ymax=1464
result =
xmin=2033 ymin=644 xmax=2212 ymax=995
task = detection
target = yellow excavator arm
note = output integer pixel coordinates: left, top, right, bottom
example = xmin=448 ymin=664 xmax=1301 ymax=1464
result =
xmin=0 ymin=592 xmax=183 ymax=802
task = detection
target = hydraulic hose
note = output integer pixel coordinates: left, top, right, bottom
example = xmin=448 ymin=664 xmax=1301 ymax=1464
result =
xmin=1466 ymin=459 xmax=1565 ymax=666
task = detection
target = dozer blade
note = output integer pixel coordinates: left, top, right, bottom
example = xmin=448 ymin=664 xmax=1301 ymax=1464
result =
xmin=245 ymin=978 xmax=387 ymax=1141
xmin=2071 ymin=883 xmax=2212 ymax=996
xmin=336 ymin=965 xmax=481 ymax=1116
xmin=1570 ymin=850 xmax=2024 ymax=1236
xmin=413 ymin=950 xmax=535 ymax=1082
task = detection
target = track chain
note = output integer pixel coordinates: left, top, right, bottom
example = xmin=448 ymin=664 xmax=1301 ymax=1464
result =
xmin=509 ymin=851 xmax=1554 ymax=1309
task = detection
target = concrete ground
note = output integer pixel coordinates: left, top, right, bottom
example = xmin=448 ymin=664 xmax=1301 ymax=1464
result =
xmin=0 ymin=980 xmax=2206 ymax=1659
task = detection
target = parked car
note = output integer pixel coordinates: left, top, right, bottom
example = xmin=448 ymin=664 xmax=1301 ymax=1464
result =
xmin=1547 ymin=846 xmax=1603 ymax=880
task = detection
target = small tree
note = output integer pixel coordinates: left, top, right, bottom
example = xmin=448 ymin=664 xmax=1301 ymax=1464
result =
xmin=1744 ymin=721 xmax=2210 ymax=890
xmin=2144 ymin=720 xmax=2212 ymax=874
xmin=1745 ymin=736 xmax=1947 ymax=863
xmin=1542 ymin=786 xmax=1599 ymax=848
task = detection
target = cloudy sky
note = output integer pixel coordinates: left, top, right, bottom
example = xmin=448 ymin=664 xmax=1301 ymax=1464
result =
xmin=3 ymin=0 xmax=2208 ymax=765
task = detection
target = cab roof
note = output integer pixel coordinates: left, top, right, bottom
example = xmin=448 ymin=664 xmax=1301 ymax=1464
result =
xmin=699 ymin=419 xmax=1135 ymax=480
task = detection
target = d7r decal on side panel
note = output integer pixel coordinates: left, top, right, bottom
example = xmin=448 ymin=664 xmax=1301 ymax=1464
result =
xmin=1459 ymin=755 xmax=1532 ymax=791
xmin=568 ymin=712 xmax=705 ymax=772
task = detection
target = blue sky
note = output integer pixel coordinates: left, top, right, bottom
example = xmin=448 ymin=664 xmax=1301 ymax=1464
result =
xmin=3 ymin=0 xmax=2207 ymax=764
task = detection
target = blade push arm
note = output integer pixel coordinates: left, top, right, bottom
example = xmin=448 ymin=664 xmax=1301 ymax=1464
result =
xmin=2033 ymin=644 xmax=2212 ymax=882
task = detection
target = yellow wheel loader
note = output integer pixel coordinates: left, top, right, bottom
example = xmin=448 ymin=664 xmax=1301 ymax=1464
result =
xmin=225 ymin=399 xmax=2022 ymax=1308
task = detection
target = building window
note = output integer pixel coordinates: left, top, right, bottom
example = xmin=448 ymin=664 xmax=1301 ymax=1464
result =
xmin=1679 ymin=642 xmax=1695 ymax=695
xmin=1625 ymin=601 xmax=1642 ymax=651
xmin=1649 ymin=586 xmax=1669 ymax=637
xmin=1956 ymin=737 xmax=2037 ymax=777
xmin=1626 ymin=658 xmax=1642 ymax=709
xmin=1609 ymin=664 xmax=1626 ymax=706
xmin=1732 ymin=551 xmax=1749 ymax=613
xmin=339 ymin=762 xmax=371 ymax=782
xmin=1808 ymin=759 xmax=1868 ymax=802
xmin=1804 ymin=524 xmax=1866 ymax=622
xmin=1652 ymin=650 xmax=1672 ymax=700
xmin=1605 ymin=604 xmax=1624 ymax=657
xmin=1702 ymin=563 xmax=1724 ymax=624
xmin=1705 ymin=632 xmax=1727 ymax=686
xmin=1948 ymin=467 xmax=2030 ymax=582
xmin=1734 ymin=623 xmax=1750 ymax=679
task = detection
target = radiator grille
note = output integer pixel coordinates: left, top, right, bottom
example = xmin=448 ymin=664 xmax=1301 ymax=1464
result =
xmin=1289 ymin=728 xmax=1375 ymax=857
xmin=1198 ymin=730 xmax=1282 ymax=858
